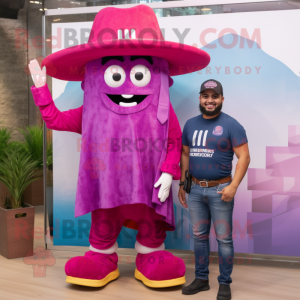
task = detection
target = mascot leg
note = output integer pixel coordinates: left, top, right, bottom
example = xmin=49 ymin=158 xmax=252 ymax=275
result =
xmin=134 ymin=217 xmax=186 ymax=288
xmin=65 ymin=208 xmax=122 ymax=287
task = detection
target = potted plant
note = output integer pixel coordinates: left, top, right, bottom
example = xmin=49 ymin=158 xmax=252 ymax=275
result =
xmin=0 ymin=128 xmax=12 ymax=206
xmin=0 ymin=149 xmax=41 ymax=259
xmin=19 ymin=126 xmax=44 ymax=206
xmin=0 ymin=128 xmax=11 ymax=158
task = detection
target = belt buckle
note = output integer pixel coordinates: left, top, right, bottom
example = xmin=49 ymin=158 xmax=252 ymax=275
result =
xmin=199 ymin=181 xmax=208 ymax=187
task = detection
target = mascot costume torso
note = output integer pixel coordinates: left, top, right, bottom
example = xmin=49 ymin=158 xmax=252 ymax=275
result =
xmin=29 ymin=5 xmax=210 ymax=288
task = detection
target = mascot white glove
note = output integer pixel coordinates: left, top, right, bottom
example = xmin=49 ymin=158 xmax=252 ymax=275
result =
xmin=154 ymin=172 xmax=173 ymax=203
xmin=28 ymin=59 xmax=47 ymax=88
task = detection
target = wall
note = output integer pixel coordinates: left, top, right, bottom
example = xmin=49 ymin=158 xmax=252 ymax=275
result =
xmin=0 ymin=4 xmax=43 ymax=205
xmin=0 ymin=8 xmax=29 ymax=141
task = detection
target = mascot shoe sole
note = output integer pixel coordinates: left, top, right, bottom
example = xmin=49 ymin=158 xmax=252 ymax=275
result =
xmin=134 ymin=268 xmax=186 ymax=288
xmin=66 ymin=269 xmax=120 ymax=287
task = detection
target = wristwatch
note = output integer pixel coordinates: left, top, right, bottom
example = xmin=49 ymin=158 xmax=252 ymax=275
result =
xmin=179 ymin=181 xmax=184 ymax=186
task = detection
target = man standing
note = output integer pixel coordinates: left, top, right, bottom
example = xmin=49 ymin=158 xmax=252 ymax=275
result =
xmin=179 ymin=79 xmax=250 ymax=300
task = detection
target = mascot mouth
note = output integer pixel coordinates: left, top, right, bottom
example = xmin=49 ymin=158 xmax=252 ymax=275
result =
xmin=106 ymin=94 xmax=148 ymax=107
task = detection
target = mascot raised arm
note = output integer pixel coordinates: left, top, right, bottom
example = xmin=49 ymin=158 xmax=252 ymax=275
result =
xmin=28 ymin=5 xmax=210 ymax=289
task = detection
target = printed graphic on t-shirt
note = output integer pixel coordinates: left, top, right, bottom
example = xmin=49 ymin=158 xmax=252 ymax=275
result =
xmin=212 ymin=125 xmax=223 ymax=136
xmin=182 ymin=113 xmax=248 ymax=180
xmin=190 ymin=130 xmax=215 ymax=157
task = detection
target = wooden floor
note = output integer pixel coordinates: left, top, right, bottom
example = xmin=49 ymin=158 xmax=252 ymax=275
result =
xmin=0 ymin=206 xmax=299 ymax=299
xmin=0 ymin=250 xmax=299 ymax=300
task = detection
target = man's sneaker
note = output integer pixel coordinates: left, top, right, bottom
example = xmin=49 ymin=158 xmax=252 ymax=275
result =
xmin=182 ymin=278 xmax=210 ymax=295
xmin=217 ymin=284 xmax=232 ymax=300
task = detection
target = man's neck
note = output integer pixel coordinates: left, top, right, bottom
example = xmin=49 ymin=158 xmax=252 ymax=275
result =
xmin=202 ymin=111 xmax=221 ymax=119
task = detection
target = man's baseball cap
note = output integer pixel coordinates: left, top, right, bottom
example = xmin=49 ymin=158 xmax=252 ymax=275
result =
xmin=199 ymin=79 xmax=223 ymax=96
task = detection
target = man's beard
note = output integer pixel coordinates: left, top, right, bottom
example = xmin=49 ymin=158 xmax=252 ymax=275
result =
xmin=199 ymin=102 xmax=223 ymax=117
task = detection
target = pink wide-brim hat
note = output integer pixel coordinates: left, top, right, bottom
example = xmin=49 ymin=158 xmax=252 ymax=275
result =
xmin=42 ymin=5 xmax=210 ymax=81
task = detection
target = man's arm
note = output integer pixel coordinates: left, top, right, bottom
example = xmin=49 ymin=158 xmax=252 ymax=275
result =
xmin=217 ymin=142 xmax=250 ymax=202
xmin=178 ymin=144 xmax=189 ymax=208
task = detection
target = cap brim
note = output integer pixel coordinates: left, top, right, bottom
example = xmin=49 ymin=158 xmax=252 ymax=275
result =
xmin=199 ymin=88 xmax=222 ymax=95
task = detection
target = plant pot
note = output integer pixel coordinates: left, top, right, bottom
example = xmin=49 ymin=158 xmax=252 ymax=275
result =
xmin=0 ymin=204 xmax=35 ymax=259
xmin=24 ymin=170 xmax=44 ymax=206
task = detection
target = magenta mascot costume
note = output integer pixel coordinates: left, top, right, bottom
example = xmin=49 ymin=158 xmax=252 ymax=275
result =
xmin=29 ymin=5 xmax=210 ymax=288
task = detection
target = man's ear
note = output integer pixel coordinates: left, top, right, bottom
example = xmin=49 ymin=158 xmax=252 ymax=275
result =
xmin=81 ymin=80 xmax=85 ymax=91
xmin=169 ymin=76 xmax=174 ymax=87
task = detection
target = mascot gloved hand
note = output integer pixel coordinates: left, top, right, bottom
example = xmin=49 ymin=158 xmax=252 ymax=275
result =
xmin=155 ymin=172 xmax=173 ymax=203
xmin=28 ymin=5 xmax=210 ymax=289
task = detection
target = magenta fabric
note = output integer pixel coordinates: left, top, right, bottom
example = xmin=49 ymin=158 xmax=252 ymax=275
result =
xmin=89 ymin=204 xmax=167 ymax=250
xmin=30 ymin=83 xmax=53 ymax=106
xmin=65 ymin=251 xmax=118 ymax=280
xmin=157 ymin=69 xmax=170 ymax=124
xmin=161 ymin=103 xmax=181 ymax=179
xmin=31 ymin=57 xmax=182 ymax=230
xmin=136 ymin=251 xmax=186 ymax=281
xmin=42 ymin=5 xmax=210 ymax=81
xmin=76 ymin=56 xmax=174 ymax=228
xmin=30 ymin=84 xmax=181 ymax=179
xmin=31 ymin=84 xmax=82 ymax=134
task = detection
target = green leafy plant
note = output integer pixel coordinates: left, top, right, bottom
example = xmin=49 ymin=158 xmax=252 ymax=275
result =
xmin=19 ymin=126 xmax=43 ymax=169
xmin=0 ymin=150 xmax=41 ymax=209
xmin=4 ymin=196 xmax=12 ymax=209
xmin=0 ymin=128 xmax=11 ymax=161
xmin=3 ymin=195 xmax=25 ymax=210
xmin=8 ymin=140 xmax=23 ymax=152
xmin=47 ymin=140 xmax=53 ymax=170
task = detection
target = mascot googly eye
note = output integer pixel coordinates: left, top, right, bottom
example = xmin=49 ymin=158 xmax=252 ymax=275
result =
xmin=104 ymin=65 xmax=126 ymax=87
xmin=130 ymin=65 xmax=151 ymax=87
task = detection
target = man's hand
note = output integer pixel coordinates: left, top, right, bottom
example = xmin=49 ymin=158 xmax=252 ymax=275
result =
xmin=154 ymin=172 xmax=173 ymax=203
xmin=178 ymin=185 xmax=188 ymax=208
xmin=217 ymin=184 xmax=237 ymax=202
xmin=28 ymin=59 xmax=47 ymax=88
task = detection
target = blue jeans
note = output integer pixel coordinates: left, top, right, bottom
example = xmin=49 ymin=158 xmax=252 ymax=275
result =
xmin=188 ymin=180 xmax=234 ymax=285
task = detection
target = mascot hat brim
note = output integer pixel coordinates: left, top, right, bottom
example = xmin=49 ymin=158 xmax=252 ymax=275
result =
xmin=42 ymin=5 xmax=210 ymax=81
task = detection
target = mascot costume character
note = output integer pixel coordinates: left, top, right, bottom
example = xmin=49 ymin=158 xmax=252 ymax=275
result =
xmin=28 ymin=5 xmax=210 ymax=289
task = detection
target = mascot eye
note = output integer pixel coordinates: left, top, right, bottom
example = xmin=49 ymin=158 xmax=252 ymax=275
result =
xmin=130 ymin=65 xmax=151 ymax=87
xmin=104 ymin=65 xmax=126 ymax=87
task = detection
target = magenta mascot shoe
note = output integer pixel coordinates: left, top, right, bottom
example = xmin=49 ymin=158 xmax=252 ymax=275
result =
xmin=65 ymin=251 xmax=119 ymax=287
xmin=135 ymin=251 xmax=186 ymax=288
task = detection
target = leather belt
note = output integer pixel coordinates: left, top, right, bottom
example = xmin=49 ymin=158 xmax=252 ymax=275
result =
xmin=191 ymin=175 xmax=232 ymax=187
